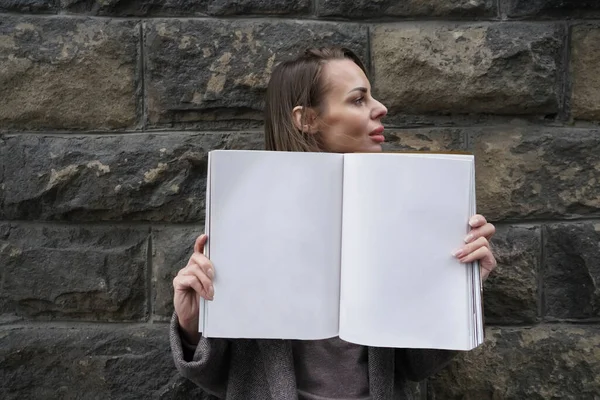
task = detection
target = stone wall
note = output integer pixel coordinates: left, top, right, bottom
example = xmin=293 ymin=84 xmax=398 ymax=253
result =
xmin=1 ymin=1 xmax=599 ymax=398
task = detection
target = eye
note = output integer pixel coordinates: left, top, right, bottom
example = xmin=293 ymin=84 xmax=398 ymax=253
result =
xmin=353 ymin=96 xmax=365 ymax=105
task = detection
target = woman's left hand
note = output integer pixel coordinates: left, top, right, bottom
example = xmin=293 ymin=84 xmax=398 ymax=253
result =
xmin=452 ymin=214 xmax=497 ymax=280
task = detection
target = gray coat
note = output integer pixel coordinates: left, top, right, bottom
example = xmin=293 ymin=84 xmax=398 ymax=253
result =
xmin=170 ymin=314 xmax=457 ymax=399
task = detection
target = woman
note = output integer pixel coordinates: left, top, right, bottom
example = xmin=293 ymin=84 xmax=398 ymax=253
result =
xmin=171 ymin=47 xmax=497 ymax=400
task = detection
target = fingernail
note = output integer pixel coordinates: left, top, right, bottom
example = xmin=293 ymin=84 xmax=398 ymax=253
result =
xmin=452 ymin=248 xmax=464 ymax=258
xmin=469 ymin=217 xmax=480 ymax=227
xmin=464 ymin=234 xmax=474 ymax=243
xmin=209 ymin=285 xmax=214 ymax=299
xmin=207 ymin=268 xmax=214 ymax=279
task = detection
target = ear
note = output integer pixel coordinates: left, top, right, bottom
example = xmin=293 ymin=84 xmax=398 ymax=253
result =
xmin=292 ymin=106 xmax=319 ymax=135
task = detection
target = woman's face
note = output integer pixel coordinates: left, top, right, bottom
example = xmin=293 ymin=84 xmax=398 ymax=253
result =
xmin=316 ymin=59 xmax=388 ymax=153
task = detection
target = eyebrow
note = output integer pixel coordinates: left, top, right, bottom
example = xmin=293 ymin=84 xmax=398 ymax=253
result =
xmin=347 ymin=87 xmax=368 ymax=94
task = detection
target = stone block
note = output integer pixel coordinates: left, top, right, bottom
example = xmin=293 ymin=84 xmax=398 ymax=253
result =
xmin=152 ymin=226 xmax=201 ymax=320
xmin=483 ymin=225 xmax=541 ymax=324
xmin=60 ymin=0 xmax=308 ymax=16
xmin=145 ymin=19 xmax=368 ymax=128
xmin=0 ymin=0 xmax=55 ymax=12
xmin=382 ymin=128 xmax=466 ymax=152
xmin=570 ymin=24 xmax=600 ymax=121
xmin=543 ymin=223 xmax=600 ymax=320
xmin=0 ymin=323 xmax=212 ymax=399
xmin=60 ymin=0 xmax=208 ymax=15
xmin=0 ymin=132 xmax=263 ymax=222
xmin=428 ymin=325 xmax=600 ymax=399
xmin=0 ymin=223 xmax=148 ymax=321
xmin=505 ymin=0 xmax=600 ymax=18
xmin=0 ymin=16 xmax=140 ymax=131
xmin=317 ymin=0 xmax=494 ymax=18
xmin=371 ymin=23 xmax=564 ymax=118
xmin=471 ymin=127 xmax=600 ymax=221
xmin=207 ymin=0 xmax=310 ymax=15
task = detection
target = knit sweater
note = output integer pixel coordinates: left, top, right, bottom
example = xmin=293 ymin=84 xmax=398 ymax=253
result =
xmin=170 ymin=314 xmax=457 ymax=399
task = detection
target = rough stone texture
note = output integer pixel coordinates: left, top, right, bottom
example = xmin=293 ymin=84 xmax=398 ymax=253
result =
xmin=157 ymin=377 xmax=213 ymax=400
xmin=0 ymin=223 xmax=148 ymax=321
xmin=207 ymin=0 xmax=310 ymax=15
xmin=543 ymin=223 xmax=600 ymax=320
xmin=0 ymin=16 xmax=140 ymax=131
xmin=0 ymin=132 xmax=263 ymax=222
xmin=61 ymin=0 xmax=209 ymax=15
xmin=483 ymin=225 xmax=540 ymax=324
xmin=382 ymin=128 xmax=465 ymax=152
xmin=0 ymin=0 xmax=55 ymax=12
xmin=428 ymin=325 xmax=600 ymax=399
xmin=505 ymin=0 xmax=600 ymax=18
xmin=0 ymin=3 xmax=599 ymax=399
xmin=570 ymin=24 xmax=600 ymax=121
xmin=145 ymin=20 xmax=368 ymax=128
xmin=318 ymin=0 xmax=495 ymax=18
xmin=152 ymin=226 xmax=201 ymax=320
xmin=60 ymin=0 xmax=308 ymax=16
xmin=0 ymin=323 xmax=212 ymax=399
xmin=471 ymin=127 xmax=600 ymax=221
xmin=371 ymin=23 xmax=564 ymax=119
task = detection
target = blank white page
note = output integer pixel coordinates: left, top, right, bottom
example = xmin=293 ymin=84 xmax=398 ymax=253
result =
xmin=203 ymin=150 xmax=343 ymax=339
xmin=339 ymin=153 xmax=474 ymax=350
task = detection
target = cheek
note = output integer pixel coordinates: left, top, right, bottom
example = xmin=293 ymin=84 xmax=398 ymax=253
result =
xmin=325 ymin=109 xmax=368 ymax=136
xmin=345 ymin=112 xmax=370 ymax=138
xmin=320 ymin=115 xmax=370 ymax=152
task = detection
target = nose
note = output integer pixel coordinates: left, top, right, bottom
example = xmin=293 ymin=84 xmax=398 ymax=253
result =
xmin=371 ymin=98 xmax=388 ymax=120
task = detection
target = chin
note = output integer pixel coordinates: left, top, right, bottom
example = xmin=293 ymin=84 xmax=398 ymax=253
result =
xmin=363 ymin=143 xmax=383 ymax=152
xmin=330 ymin=142 xmax=383 ymax=153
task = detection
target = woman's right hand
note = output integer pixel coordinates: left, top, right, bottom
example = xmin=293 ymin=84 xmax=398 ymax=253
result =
xmin=173 ymin=234 xmax=215 ymax=345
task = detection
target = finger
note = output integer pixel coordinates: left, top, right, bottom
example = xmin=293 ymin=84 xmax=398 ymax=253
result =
xmin=173 ymin=274 xmax=213 ymax=300
xmin=173 ymin=274 xmax=202 ymax=294
xmin=452 ymin=236 xmax=489 ymax=258
xmin=180 ymin=263 xmax=214 ymax=299
xmin=458 ymin=247 xmax=497 ymax=273
xmin=480 ymin=252 xmax=497 ymax=281
xmin=481 ymin=266 xmax=492 ymax=281
xmin=189 ymin=252 xmax=215 ymax=280
xmin=194 ymin=234 xmax=208 ymax=254
xmin=465 ymin=222 xmax=496 ymax=243
xmin=468 ymin=214 xmax=487 ymax=228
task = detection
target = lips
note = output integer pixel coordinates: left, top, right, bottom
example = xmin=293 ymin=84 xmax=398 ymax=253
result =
xmin=369 ymin=126 xmax=385 ymax=143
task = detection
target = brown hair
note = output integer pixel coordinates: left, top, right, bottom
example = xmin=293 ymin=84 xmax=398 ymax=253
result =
xmin=264 ymin=47 xmax=368 ymax=152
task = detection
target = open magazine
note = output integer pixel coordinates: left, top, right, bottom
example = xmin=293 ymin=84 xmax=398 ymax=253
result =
xmin=199 ymin=150 xmax=483 ymax=351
